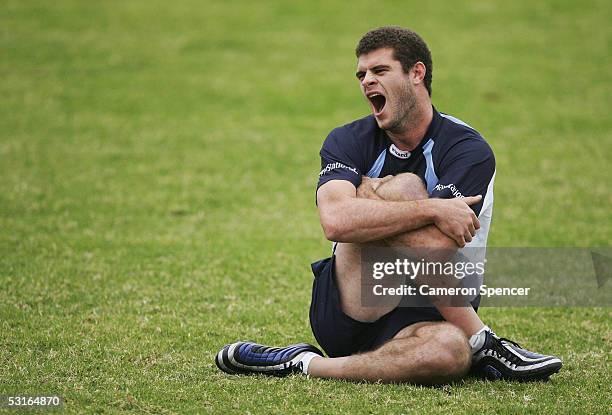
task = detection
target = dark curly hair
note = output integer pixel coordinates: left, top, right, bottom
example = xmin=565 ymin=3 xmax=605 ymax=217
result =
xmin=356 ymin=26 xmax=433 ymax=96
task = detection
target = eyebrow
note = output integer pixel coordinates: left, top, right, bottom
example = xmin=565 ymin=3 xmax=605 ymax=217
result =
xmin=355 ymin=64 xmax=391 ymax=79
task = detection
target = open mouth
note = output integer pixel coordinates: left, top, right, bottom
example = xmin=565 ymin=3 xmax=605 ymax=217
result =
xmin=367 ymin=93 xmax=387 ymax=116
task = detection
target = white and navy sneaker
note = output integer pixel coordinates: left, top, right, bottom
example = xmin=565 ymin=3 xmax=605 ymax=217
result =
xmin=215 ymin=341 xmax=323 ymax=377
xmin=471 ymin=330 xmax=562 ymax=381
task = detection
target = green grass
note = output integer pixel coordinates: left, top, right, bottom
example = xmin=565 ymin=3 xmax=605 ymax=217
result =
xmin=1 ymin=0 xmax=610 ymax=413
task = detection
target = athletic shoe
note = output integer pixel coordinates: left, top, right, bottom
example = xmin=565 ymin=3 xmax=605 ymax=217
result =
xmin=215 ymin=341 xmax=323 ymax=377
xmin=472 ymin=330 xmax=563 ymax=381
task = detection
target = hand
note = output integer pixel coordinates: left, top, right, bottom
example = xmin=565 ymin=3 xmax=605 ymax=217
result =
xmin=430 ymin=196 xmax=482 ymax=247
xmin=356 ymin=175 xmax=394 ymax=200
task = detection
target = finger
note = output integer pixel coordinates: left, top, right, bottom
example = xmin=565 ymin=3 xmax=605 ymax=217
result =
xmin=452 ymin=231 xmax=466 ymax=247
xmin=463 ymin=195 xmax=482 ymax=206
xmin=468 ymin=222 xmax=476 ymax=237
xmin=457 ymin=236 xmax=466 ymax=248
xmin=373 ymin=175 xmax=393 ymax=191
xmin=465 ymin=232 xmax=473 ymax=243
xmin=472 ymin=214 xmax=481 ymax=230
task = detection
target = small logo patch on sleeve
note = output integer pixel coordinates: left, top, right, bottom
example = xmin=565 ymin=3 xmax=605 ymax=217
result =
xmin=434 ymin=183 xmax=464 ymax=198
xmin=319 ymin=162 xmax=359 ymax=177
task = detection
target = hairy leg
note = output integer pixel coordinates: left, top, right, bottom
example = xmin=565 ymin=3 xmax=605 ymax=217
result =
xmin=374 ymin=174 xmax=485 ymax=335
xmin=308 ymin=321 xmax=471 ymax=384
xmin=334 ymin=174 xmax=443 ymax=322
xmin=335 ymin=173 xmax=484 ymax=333
xmin=310 ymin=174 xmax=479 ymax=383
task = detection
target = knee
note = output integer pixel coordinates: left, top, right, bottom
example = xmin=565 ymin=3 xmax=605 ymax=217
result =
xmin=431 ymin=323 xmax=472 ymax=382
xmin=376 ymin=173 xmax=428 ymax=202
xmin=383 ymin=322 xmax=471 ymax=384
xmin=418 ymin=323 xmax=472 ymax=382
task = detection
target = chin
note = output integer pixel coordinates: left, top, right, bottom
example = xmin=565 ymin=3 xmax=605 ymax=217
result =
xmin=374 ymin=115 xmax=392 ymax=131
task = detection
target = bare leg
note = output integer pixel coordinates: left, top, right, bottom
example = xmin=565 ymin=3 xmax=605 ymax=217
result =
xmin=306 ymin=174 xmax=480 ymax=384
xmin=335 ymin=173 xmax=484 ymax=336
xmin=308 ymin=321 xmax=471 ymax=384
xmin=375 ymin=174 xmax=485 ymax=336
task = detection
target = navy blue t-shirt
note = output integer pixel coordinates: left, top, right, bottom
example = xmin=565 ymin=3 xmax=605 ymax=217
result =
xmin=317 ymin=107 xmax=496 ymax=246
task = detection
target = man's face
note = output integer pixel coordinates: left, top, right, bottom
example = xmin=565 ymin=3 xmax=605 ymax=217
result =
xmin=356 ymin=48 xmax=417 ymax=133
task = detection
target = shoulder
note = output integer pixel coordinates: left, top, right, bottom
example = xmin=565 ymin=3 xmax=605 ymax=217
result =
xmin=326 ymin=115 xmax=379 ymax=143
xmin=435 ymin=112 xmax=494 ymax=162
xmin=322 ymin=115 xmax=384 ymax=156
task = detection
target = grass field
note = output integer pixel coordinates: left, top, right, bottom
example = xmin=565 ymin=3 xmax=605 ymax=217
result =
xmin=1 ymin=0 xmax=611 ymax=413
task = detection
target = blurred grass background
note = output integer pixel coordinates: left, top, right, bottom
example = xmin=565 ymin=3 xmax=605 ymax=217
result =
xmin=1 ymin=0 xmax=610 ymax=413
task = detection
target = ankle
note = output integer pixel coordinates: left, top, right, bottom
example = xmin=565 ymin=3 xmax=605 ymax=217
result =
xmin=469 ymin=325 xmax=491 ymax=354
xmin=301 ymin=353 xmax=323 ymax=375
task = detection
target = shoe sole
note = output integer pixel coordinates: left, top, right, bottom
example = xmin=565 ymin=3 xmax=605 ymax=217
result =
xmin=215 ymin=341 xmax=323 ymax=377
xmin=475 ymin=357 xmax=563 ymax=382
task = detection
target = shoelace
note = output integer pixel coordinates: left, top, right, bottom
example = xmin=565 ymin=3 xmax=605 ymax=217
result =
xmin=491 ymin=336 xmax=523 ymax=365
xmin=498 ymin=337 xmax=524 ymax=350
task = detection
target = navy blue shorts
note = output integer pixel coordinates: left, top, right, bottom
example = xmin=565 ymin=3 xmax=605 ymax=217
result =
xmin=309 ymin=256 xmax=447 ymax=358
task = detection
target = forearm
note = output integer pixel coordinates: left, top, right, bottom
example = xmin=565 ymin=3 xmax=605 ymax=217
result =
xmin=384 ymin=224 xmax=457 ymax=251
xmin=319 ymin=196 xmax=436 ymax=243
xmin=379 ymin=182 xmax=458 ymax=252
xmin=317 ymin=178 xmax=480 ymax=246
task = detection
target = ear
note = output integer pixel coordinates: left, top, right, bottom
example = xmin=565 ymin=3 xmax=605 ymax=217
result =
xmin=411 ymin=62 xmax=426 ymax=86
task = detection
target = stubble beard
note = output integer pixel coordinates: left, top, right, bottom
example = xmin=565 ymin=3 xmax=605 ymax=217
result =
xmin=385 ymin=85 xmax=419 ymax=136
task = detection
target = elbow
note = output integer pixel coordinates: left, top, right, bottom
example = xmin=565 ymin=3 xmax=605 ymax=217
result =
xmin=317 ymin=191 xmax=354 ymax=242
xmin=321 ymin=218 xmax=343 ymax=242
xmin=319 ymin=210 xmax=346 ymax=242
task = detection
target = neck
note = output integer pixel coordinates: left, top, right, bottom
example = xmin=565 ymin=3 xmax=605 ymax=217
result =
xmin=386 ymin=101 xmax=433 ymax=151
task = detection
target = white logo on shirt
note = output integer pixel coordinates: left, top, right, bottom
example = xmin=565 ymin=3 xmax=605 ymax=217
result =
xmin=434 ymin=183 xmax=464 ymax=198
xmin=319 ymin=162 xmax=359 ymax=177
xmin=390 ymin=144 xmax=411 ymax=159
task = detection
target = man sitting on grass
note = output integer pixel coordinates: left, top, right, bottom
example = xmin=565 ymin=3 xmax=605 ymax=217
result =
xmin=215 ymin=26 xmax=562 ymax=384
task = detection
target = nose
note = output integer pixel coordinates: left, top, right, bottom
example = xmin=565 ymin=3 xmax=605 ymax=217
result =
xmin=361 ymin=71 xmax=378 ymax=88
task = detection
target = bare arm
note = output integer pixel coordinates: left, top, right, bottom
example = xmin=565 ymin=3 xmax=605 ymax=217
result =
xmin=317 ymin=179 xmax=481 ymax=247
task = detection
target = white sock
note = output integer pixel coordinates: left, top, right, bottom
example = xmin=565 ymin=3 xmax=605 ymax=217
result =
xmin=469 ymin=325 xmax=491 ymax=354
xmin=300 ymin=352 xmax=320 ymax=375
